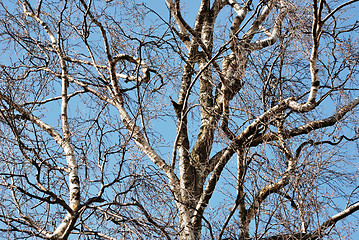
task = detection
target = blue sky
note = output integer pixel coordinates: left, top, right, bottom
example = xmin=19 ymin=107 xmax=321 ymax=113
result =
xmin=0 ymin=0 xmax=358 ymax=238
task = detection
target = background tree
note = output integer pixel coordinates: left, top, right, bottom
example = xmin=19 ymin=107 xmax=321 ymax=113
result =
xmin=0 ymin=0 xmax=359 ymax=239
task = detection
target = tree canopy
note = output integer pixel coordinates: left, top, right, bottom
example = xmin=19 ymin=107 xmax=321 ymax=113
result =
xmin=0 ymin=0 xmax=359 ymax=239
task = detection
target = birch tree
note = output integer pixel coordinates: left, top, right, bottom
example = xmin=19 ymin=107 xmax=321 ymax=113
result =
xmin=0 ymin=0 xmax=359 ymax=239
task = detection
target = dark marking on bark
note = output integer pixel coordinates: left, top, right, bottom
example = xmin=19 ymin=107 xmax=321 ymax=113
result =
xmin=312 ymin=80 xmax=319 ymax=87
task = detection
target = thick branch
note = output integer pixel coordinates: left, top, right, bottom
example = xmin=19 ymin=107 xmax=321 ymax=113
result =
xmin=253 ymin=97 xmax=359 ymax=146
xmin=249 ymin=1 xmax=287 ymax=51
xmin=166 ymin=0 xmax=191 ymax=48
xmin=309 ymin=201 xmax=359 ymax=239
xmin=257 ymin=201 xmax=359 ymax=240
